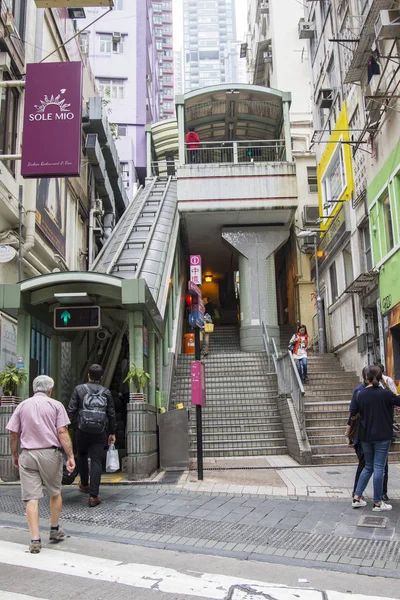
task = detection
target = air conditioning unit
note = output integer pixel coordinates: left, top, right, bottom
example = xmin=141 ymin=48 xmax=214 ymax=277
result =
xmin=92 ymin=199 xmax=103 ymax=213
xmin=259 ymin=1 xmax=269 ymax=14
xmin=0 ymin=53 xmax=12 ymax=74
xmin=317 ymin=88 xmax=333 ymax=109
xmin=298 ymin=19 xmax=315 ymax=39
xmin=5 ymin=11 xmax=15 ymax=34
xmin=112 ymin=32 xmax=121 ymax=42
xmin=375 ymin=9 xmax=400 ymax=40
xmin=263 ymin=51 xmax=272 ymax=63
xmin=302 ymin=205 xmax=320 ymax=228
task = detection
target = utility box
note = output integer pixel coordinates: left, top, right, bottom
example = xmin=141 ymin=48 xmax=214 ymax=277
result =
xmin=158 ymin=408 xmax=189 ymax=471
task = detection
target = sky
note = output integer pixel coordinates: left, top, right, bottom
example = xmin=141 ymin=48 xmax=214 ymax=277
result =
xmin=173 ymin=0 xmax=248 ymax=51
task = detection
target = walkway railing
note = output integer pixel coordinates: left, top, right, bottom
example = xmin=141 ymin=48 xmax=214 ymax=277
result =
xmin=262 ymin=322 xmax=306 ymax=440
xmin=185 ymin=140 xmax=286 ymax=165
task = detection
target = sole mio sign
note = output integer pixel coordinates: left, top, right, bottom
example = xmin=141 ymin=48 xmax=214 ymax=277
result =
xmin=21 ymin=62 xmax=83 ymax=178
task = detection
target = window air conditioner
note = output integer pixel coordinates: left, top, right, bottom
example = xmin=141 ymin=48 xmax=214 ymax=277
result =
xmin=298 ymin=19 xmax=315 ymax=39
xmin=92 ymin=199 xmax=103 ymax=213
xmin=112 ymin=32 xmax=122 ymax=42
xmin=375 ymin=10 xmax=400 ymax=40
xmin=259 ymin=1 xmax=269 ymax=14
xmin=263 ymin=51 xmax=272 ymax=63
xmin=5 ymin=11 xmax=15 ymax=34
xmin=317 ymin=88 xmax=333 ymax=109
xmin=302 ymin=205 xmax=320 ymax=228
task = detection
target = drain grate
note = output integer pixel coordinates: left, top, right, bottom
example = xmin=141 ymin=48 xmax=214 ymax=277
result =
xmin=358 ymin=515 xmax=388 ymax=528
xmin=0 ymin=493 xmax=398 ymax=564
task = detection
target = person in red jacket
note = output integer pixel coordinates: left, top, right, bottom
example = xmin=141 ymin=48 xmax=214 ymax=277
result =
xmin=289 ymin=325 xmax=310 ymax=383
xmin=186 ymin=128 xmax=200 ymax=163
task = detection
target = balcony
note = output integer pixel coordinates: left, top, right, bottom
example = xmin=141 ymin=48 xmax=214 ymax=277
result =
xmin=185 ymin=140 xmax=286 ymax=165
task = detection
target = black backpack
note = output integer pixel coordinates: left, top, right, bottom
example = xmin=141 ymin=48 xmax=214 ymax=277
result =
xmin=78 ymin=384 xmax=108 ymax=434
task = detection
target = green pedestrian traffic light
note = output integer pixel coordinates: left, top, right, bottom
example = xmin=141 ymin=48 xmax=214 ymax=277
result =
xmin=54 ymin=306 xmax=101 ymax=331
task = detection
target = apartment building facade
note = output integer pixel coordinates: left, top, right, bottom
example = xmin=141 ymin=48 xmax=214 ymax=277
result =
xmin=81 ymin=0 xmax=159 ymax=187
xmin=183 ymin=0 xmax=237 ymax=92
xmin=0 ymin=2 xmax=125 ymax=390
xmin=153 ymin=0 xmax=174 ymax=119
xmin=302 ymin=0 xmax=400 ymax=384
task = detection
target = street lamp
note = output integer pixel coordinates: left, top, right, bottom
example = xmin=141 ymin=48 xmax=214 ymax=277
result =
xmin=297 ymin=230 xmax=326 ymax=354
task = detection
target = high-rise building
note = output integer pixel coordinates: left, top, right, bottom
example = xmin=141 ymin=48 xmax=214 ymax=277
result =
xmin=183 ymin=0 xmax=236 ymax=91
xmin=223 ymin=41 xmax=247 ymax=84
xmin=174 ymin=49 xmax=184 ymax=96
xmin=81 ymin=1 xmax=159 ymax=186
xmin=153 ymin=1 xmax=174 ymax=120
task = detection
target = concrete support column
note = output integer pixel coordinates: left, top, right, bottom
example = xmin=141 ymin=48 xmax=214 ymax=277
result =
xmin=176 ymin=95 xmax=185 ymax=166
xmin=222 ymin=227 xmax=289 ymax=351
xmin=16 ymin=312 xmax=31 ymax=400
xmin=167 ymin=299 xmax=173 ymax=348
xmin=128 ymin=310 xmax=143 ymax=393
xmin=282 ymin=95 xmax=293 ymax=162
xmin=50 ymin=335 xmax=62 ymax=402
xmin=148 ymin=331 xmax=156 ymax=407
xmin=145 ymin=125 xmax=152 ymax=177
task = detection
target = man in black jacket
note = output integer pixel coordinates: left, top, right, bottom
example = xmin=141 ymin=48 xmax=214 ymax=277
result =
xmin=68 ymin=364 xmax=116 ymax=507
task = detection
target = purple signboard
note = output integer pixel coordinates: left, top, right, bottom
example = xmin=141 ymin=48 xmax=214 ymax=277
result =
xmin=21 ymin=62 xmax=83 ymax=178
xmin=191 ymin=361 xmax=206 ymax=407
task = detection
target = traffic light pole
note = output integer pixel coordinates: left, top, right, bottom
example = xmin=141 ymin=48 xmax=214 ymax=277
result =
xmin=194 ymin=327 xmax=203 ymax=480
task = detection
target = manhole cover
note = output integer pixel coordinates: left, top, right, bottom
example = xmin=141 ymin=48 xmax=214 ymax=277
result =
xmin=358 ymin=515 xmax=388 ymax=528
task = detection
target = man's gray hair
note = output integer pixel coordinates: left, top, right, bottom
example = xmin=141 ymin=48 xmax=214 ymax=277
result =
xmin=33 ymin=375 xmax=54 ymax=394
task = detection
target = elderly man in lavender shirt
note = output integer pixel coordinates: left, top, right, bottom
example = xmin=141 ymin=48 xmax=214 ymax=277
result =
xmin=6 ymin=375 xmax=75 ymax=554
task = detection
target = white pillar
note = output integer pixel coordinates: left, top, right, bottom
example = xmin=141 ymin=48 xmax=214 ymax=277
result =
xmin=145 ymin=125 xmax=152 ymax=177
xmin=176 ymin=95 xmax=186 ymax=166
xmin=282 ymin=93 xmax=293 ymax=162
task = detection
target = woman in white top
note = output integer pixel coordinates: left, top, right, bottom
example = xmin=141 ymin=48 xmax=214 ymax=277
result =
xmin=289 ymin=325 xmax=310 ymax=383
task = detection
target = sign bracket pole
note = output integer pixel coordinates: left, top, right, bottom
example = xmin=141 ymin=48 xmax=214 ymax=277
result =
xmin=194 ymin=327 xmax=203 ymax=480
xmin=18 ymin=185 xmax=23 ymax=283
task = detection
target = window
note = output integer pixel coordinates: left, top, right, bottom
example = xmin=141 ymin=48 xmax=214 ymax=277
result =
xmin=120 ymin=162 xmax=130 ymax=188
xmin=117 ymin=124 xmax=127 ymax=137
xmin=329 ymin=262 xmax=339 ymax=302
xmin=362 ymin=224 xmax=373 ymax=272
xmin=11 ymin=0 xmax=27 ymax=37
xmin=31 ymin=327 xmax=51 ymax=377
xmin=343 ymin=246 xmax=354 ymax=287
xmin=114 ymin=0 xmax=124 ymax=9
xmin=80 ymin=32 xmax=89 ymax=54
xmin=321 ymin=143 xmax=346 ymax=215
xmin=100 ymin=33 xmax=112 ymax=53
xmin=307 ymin=166 xmax=318 ymax=193
xmin=382 ymin=195 xmax=394 ymax=252
xmin=164 ymin=102 xmax=172 ymax=109
xmin=97 ymin=79 xmax=125 ymax=100
xmin=0 ymin=74 xmax=19 ymax=175
xmin=100 ymin=33 xmax=124 ymax=54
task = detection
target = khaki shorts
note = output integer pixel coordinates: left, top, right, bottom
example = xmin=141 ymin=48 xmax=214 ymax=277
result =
xmin=19 ymin=448 xmax=63 ymax=502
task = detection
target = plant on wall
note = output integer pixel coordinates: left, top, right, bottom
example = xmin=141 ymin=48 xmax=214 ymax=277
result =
xmin=0 ymin=365 xmax=27 ymax=397
xmin=123 ymin=364 xmax=151 ymax=393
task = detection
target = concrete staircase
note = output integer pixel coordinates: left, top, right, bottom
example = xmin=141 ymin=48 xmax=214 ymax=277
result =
xmin=172 ymin=325 xmax=287 ymax=459
xmin=304 ymin=354 xmax=400 ymax=464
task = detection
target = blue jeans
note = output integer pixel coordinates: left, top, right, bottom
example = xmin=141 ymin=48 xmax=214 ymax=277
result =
xmin=296 ymin=357 xmax=307 ymax=381
xmin=355 ymin=440 xmax=391 ymax=503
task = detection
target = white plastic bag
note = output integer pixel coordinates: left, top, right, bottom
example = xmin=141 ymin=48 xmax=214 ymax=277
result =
xmin=106 ymin=444 xmax=120 ymax=473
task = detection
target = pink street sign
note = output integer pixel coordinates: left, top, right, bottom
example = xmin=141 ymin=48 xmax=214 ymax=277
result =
xmin=188 ymin=281 xmax=202 ymax=297
xmin=190 ymin=255 xmax=201 ymax=266
xmin=21 ymin=62 xmax=83 ymax=178
xmin=191 ymin=361 xmax=206 ymax=406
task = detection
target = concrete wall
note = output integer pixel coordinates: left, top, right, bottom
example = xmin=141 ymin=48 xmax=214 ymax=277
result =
xmin=177 ymin=163 xmax=297 ymax=209
xmin=277 ymin=396 xmax=312 ymax=465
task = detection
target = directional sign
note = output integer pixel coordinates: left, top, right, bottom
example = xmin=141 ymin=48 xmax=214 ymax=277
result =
xmin=190 ymin=255 xmax=202 ymax=286
xmin=189 ymin=311 xmax=204 ymax=328
xmin=54 ymin=306 xmax=101 ymax=331
xmin=188 ymin=281 xmax=202 ymax=297
xmin=192 ymin=297 xmax=205 ymax=315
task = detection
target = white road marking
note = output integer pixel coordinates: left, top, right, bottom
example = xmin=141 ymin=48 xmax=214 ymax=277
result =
xmin=0 ymin=541 xmax=395 ymax=600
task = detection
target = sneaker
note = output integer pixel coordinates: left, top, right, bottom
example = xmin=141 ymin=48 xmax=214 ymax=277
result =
xmin=49 ymin=526 xmax=66 ymax=542
xmin=79 ymin=483 xmax=90 ymax=493
xmin=29 ymin=540 xmax=42 ymax=554
xmin=352 ymin=498 xmax=367 ymax=508
xmin=372 ymin=501 xmax=392 ymax=512
xmin=304 ymin=377 xmax=310 ymax=384
xmin=88 ymin=496 xmax=102 ymax=508
xmin=382 ymin=494 xmax=389 ymax=502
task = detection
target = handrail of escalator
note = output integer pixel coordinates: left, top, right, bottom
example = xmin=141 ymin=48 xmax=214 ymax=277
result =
xmin=90 ymin=183 xmax=144 ymax=272
xmin=135 ymin=176 xmax=172 ymax=278
xmin=106 ymin=177 xmax=160 ymax=274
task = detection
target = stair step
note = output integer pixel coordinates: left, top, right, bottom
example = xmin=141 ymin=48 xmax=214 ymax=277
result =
xmin=189 ymin=428 xmax=285 ymax=437
xmin=190 ymin=446 xmax=288 ymax=457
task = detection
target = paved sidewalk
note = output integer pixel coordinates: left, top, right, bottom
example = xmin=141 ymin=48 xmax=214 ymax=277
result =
xmin=2 ymin=459 xmax=400 ymax=580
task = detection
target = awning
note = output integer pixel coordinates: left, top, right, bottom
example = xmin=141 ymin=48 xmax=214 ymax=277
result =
xmin=344 ymin=272 xmax=378 ymax=294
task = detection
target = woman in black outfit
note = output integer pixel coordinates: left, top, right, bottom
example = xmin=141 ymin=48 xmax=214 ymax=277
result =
xmin=350 ymin=365 xmax=400 ymax=511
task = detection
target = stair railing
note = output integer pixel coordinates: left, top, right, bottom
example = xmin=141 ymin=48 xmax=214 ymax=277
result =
xmin=262 ymin=322 xmax=306 ymax=440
